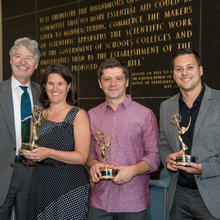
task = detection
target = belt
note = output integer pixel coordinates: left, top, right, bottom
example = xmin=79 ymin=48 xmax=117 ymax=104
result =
xmin=15 ymin=155 xmax=26 ymax=163
xmin=15 ymin=156 xmax=35 ymax=167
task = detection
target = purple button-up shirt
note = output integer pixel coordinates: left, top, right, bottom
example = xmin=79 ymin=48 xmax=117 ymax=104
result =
xmin=88 ymin=95 xmax=160 ymax=212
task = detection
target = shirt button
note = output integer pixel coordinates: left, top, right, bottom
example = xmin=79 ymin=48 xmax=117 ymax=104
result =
xmin=10 ymin=164 xmax=13 ymax=167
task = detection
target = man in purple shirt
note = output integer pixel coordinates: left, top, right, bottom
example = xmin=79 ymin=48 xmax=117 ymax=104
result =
xmin=87 ymin=58 xmax=160 ymax=220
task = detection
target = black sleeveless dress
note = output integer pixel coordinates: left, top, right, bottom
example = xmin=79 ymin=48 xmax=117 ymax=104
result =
xmin=27 ymin=107 xmax=91 ymax=220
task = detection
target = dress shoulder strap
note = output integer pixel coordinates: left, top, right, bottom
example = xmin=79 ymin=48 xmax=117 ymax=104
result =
xmin=64 ymin=106 xmax=81 ymax=124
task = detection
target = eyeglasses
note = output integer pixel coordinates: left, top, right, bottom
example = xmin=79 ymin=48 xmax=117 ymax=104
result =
xmin=13 ymin=54 xmax=35 ymax=62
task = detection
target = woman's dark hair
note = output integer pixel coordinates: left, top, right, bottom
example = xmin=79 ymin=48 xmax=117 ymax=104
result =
xmin=39 ymin=63 xmax=77 ymax=108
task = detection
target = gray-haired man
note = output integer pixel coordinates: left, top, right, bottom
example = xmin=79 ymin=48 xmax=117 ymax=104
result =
xmin=0 ymin=37 xmax=40 ymax=220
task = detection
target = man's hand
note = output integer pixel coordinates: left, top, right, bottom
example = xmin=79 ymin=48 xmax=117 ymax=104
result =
xmin=90 ymin=162 xmax=108 ymax=183
xmin=177 ymin=162 xmax=202 ymax=174
xmin=166 ymin=150 xmax=183 ymax=171
xmin=112 ymin=165 xmax=135 ymax=185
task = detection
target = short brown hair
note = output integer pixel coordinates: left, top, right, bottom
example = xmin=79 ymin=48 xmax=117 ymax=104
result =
xmin=97 ymin=58 xmax=129 ymax=80
xmin=171 ymin=48 xmax=202 ymax=68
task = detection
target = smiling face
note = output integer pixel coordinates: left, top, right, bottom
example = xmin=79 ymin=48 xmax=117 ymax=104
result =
xmin=173 ymin=53 xmax=203 ymax=93
xmin=46 ymin=73 xmax=71 ymax=105
xmin=10 ymin=45 xmax=38 ymax=83
xmin=98 ymin=67 xmax=128 ymax=103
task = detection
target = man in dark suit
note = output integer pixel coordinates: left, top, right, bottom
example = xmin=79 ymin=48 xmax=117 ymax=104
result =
xmin=0 ymin=37 xmax=40 ymax=220
xmin=159 ymin=48 xmax=220 ymax=219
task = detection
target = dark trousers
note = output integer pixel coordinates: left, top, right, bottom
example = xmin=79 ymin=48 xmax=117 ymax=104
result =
xmin=87 ymin=206 xmax=147 ymax=220
xmin=0 ymin=161 xmax=34 ymax=220
xmin=170 ymin=184 xmax=219 ymax=220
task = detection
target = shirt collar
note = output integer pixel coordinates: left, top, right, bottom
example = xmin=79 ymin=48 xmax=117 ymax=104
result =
xmin=11 ymin=76 xmax=31 ymax=91
xmin=103 ymin=95 xmax=132 ymax=111
xmin=179 ymin=84 xmax=206 ymax=107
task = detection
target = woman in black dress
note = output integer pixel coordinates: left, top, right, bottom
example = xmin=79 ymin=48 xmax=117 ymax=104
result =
xmin=23 ymin=63 xmax=91 ymax=220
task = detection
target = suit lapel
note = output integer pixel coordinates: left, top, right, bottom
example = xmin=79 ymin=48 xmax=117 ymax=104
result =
xmin=30 ymin=82 xmax=40 ymax=105
xmin=1 ymin=79 xmax=16 ymax=143
xmin=170 ymin=95 xmax=181 ymax=151
xmin=193 ymin=85 xmax=212 ymax=147
xmin=0 ymin=80 xmax=39 ymax=145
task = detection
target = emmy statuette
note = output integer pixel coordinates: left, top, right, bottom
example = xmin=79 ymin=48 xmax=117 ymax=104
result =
xmin=94 ymin=130 xmax=117 ymax=180
xmin=19 ymin=105 xmax=46 ymax=153
xmin=170 ymin=114 xmax=196 ymax=166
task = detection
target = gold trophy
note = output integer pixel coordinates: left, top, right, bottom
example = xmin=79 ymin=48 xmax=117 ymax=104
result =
xmin=94 ymin=130 xmax=117 ymax=180
xmin=170 ymin=114 xmax=196 ymax=166
xmin=19 ymin=105 xmax=46 ymax=153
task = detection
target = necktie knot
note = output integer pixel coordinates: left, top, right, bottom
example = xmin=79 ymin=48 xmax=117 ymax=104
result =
xmin=20 ymin=85 xmax=28 ymax=92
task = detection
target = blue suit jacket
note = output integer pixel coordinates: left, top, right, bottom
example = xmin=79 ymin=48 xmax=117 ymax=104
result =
xmin=159 ymin=84 xmax=220 ymax=218
xmin=0 ymin=78 xmax=40 ymax=206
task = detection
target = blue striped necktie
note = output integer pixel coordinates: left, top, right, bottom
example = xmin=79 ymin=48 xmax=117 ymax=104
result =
xmin=20 ymin=86 xmax=32 ymax=143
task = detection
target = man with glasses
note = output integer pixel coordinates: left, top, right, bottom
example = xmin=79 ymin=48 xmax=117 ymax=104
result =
xmin=0 ymin=37 xmax=40 ymax=220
